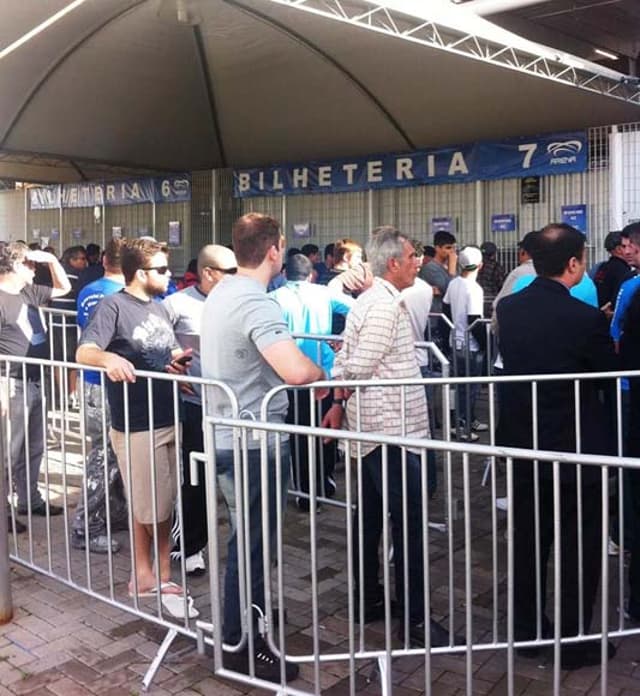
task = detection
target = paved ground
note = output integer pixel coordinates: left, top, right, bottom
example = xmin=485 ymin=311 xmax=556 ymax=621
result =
xmin=2 ymin=398 xmax=640 ymax=695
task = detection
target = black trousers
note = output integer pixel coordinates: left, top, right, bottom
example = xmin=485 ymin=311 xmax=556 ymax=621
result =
xmin=513 ymin=462 xmax=602 ymax=640
xmin=172 ymin=400 xmax=208 ymax=557
xmin=352 ymin=446 xmax=426 ymax=623
xmin=626 ymin=379 xmax=640 ymax=614
xmin=286 ymin=390 xmax=335 ymax=499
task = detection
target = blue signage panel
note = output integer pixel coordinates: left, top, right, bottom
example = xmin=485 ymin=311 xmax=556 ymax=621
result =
xmin=491 ymin=214 xmax=516 ymax=232
xmin=234 ymin=131 xmax=587 ymax=198
xmin=29 ymin=174 xmax=191 ymax=210
xmin=432 ymin=217 xmax=454 ymax=233
xmin=562 ymin=204 xmax=587 ymax=234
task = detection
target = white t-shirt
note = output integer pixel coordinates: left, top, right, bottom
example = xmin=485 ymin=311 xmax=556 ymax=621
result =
xmin=443 ymin=275 xmax=483 ymax=352
xmin=163 ymin=285 xmax=208 ymax=404
xmin=400 ymin=277 xmax=433 ymax=367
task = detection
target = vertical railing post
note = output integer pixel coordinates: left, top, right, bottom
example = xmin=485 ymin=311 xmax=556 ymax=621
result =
xmin=0 ymin=397 xmax=13 ymax=623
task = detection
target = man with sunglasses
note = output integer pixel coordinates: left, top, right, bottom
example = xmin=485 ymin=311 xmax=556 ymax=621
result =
xmin=0 ymin=243 xmax=71 ymax=531
xmin=77 ymin=238 xmax=196 ymax=619
xmin=163 ymin=244 xmax=237 ymax=577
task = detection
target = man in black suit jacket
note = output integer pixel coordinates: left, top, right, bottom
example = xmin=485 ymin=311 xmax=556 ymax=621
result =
xmin=497 ymin=223 xmax=619 ymax=670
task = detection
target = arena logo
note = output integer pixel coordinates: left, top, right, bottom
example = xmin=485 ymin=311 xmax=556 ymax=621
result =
xmin=547 ymin=139 xmax=583 ymax=166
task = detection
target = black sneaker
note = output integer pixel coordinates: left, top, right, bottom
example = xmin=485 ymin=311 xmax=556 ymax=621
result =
xmin=17 ymin=501 xmax=63 ymax=516
xmin=71 ymin=531 xmax=120 ymax=554
xmin=7 ymin=516 xmax=26 ymax=534
xmin=402 ymin=618 xmax=462 ymax=648
xmin=224 ymin=636 xmax=299 ymax=683
xmin=354 ymin=596 xmax=398 ymax=624
xmin=325 ymin=476 xmax=337 ymax=498
xmin=560 ymin=640 xmax=616 ymax=670
xmin=295 ymin=496 xmax=320 ymax=512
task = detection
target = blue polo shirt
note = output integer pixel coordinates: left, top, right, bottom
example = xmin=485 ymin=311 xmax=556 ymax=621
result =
xmin=77 ymin=276 xmax=124 ymax=385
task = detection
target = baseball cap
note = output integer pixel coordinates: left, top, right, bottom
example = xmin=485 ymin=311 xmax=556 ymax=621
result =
xmin=458 ymin=246 xmax=483 ymax=271
xmin=480 ymin=241 xmax=497 ymax=256
xmin=519 ymin=230 xmax=538 ymax=254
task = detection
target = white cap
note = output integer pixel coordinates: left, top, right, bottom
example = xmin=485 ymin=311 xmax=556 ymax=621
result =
xmin=458 ymin=246 xmax=483 ymax=271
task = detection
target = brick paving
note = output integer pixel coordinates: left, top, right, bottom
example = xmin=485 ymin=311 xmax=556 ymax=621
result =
xmin=2 ymin=401 xmax=640 ymax=694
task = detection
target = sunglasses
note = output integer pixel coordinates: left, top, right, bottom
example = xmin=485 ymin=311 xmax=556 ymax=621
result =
xmin=143 ymin=265 xmax=170 ymax=275
xmin=206 ymin=266 xmax=237 ymax=274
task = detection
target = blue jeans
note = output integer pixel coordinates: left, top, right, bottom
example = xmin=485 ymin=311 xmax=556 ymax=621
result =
xmin=216 ymin=441 xmax=290 ymax=644
xmin=9 ymin=379 xmax=45 ymax=508
xmin=419 ymin=365 xmax=438 ymax=498
xmin=454 ymin=349 xmax=484 ymax=424
xmin=353 ymin=445 xmax=426 ymax=623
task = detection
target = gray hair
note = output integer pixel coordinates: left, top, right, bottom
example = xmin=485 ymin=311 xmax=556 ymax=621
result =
xmin=366 ymin=226 xmax=406 ymax=277
xmin=286 ymin=253 xmax=313 ymax=281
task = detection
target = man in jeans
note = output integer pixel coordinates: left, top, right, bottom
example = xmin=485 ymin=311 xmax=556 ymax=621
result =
xmin=443 ymin=245 xmax=488 ymax=440
xmin=201 ymin=213 xmax=325 ymax=684
xmin=0 ymin=242 xmax=71 ymax=529
xmin=71 ymin=238 xmax=128 ymax=554
xmin=271 ymin=253 xmax=351 ymax=510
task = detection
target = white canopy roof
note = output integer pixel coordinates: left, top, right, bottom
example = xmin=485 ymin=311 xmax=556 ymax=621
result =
xmin=0 ymin=0 xmax=638 ymax=182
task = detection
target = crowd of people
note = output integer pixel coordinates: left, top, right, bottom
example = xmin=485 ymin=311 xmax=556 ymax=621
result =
xmin=2 ymin=215 xmax=640 ymax=681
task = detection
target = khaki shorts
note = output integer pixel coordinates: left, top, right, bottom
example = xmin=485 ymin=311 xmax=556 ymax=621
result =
xmin=110 ymin=425 xmax=178 ymax=524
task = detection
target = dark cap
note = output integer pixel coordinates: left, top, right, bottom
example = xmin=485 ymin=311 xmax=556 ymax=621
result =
xmin=481 ymin=241 xmax=497 ymax=256
xmin=604 ymin=231 xmax=623 ymax=252
xmin=518 ymin=230 xmax=538 ymax=255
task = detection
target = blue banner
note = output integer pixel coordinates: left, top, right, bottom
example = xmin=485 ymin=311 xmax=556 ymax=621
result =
xmin=432 ymin=217 xmax=454 ymax=233
xmin=234 ymin=131 xmax=587 ymax=198
xmin=29 ymin=174 xmax=191 ymax=210
xmin=491 ymin=214 xmax=517 ymax=233
xmin=562 ymin=204 xmax=587 ymax=234
xmin=29 ymin=186 xmax=60 ymax=210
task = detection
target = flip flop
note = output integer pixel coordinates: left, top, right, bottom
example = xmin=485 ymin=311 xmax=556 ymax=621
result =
xmin=128 ymin=580 xmax=185 ymax=599
xmin=129 ymin=581 xmax=199 ymax=619
xmin=161 ymin=591 xmax=199 ymax=620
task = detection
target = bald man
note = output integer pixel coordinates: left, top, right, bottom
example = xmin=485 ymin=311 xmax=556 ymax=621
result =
xmin=163 ymin=244 xmax=237 ymax=575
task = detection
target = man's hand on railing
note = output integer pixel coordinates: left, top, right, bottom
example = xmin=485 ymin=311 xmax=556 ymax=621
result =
xmin=103 ymin=354 xmax=136 ymax=383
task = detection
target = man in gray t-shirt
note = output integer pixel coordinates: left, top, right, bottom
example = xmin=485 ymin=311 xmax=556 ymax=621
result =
xmin=202 ymin=276 xmax=293 ymax=449
xmin=201 ymin=213 xmax=324 ymax=684
xmin=419 ymin=231 xmax=457 ymax=353
xmin=419 ymin=230 xmax=458 ymax=314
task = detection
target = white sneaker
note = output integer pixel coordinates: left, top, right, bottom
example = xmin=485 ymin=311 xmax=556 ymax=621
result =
xmin=471 ymin=419 xmax=489 ymax=432
xmin=608 ymin=538 xmax=620 ymax=556
xmin=185 ymin=550 xmax=206 ymax=576
xmin=496 ymin=497 xmax=508 ymax=512
xmin=450 ymin=427 xmax=479 ymax=442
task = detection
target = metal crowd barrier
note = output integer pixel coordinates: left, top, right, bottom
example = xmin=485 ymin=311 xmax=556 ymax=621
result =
xmin=0 ymin=354 xmax=238 ymax=689
xmin=200 ymin=370 xmax=638 ymax=696
xmin=288 ymin=332 xmax=450 ymax=520
xmin=2 ymin=345 xmax=639 ymax=695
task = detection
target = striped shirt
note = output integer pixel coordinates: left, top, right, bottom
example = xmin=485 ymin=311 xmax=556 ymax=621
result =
xmin=333 ymin=278 xmax=429 ymax=457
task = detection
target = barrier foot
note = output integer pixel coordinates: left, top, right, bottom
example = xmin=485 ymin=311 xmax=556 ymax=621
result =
xmin=142 ymin=628 xmax=179 ymax=692
xmin=195 ymin=620 xmax=214 ymax=655
xmin=375 ymin=654 xmax=392 ymax=696
xmin=480 ymin=457 xmax=493 ymax=487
